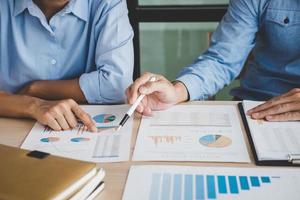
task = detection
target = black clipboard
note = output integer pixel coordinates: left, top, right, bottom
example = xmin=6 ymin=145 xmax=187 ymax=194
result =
xmin=238 ymin=102 xmax=300 ymax=167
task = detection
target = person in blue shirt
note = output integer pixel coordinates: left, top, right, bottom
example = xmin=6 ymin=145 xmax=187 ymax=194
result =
xmin=0 ymin=0 xmax=134 ymax=131
xmin=126 ymin=0 xmax=300 ymax=121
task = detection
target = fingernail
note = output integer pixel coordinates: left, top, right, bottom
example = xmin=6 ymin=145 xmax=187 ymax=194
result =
xmin=252 ymin=113 xmax=259 ymax=118
xmin=266 ymin=116 xmax=273 ymax=121
xmin=91 ymin=127 xmax=98 ymax=133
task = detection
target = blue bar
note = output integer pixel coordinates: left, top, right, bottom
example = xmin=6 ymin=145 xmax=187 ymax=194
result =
xmin=228 ymin=176 xmax=239 ymax=194
xmin=196 ymin=175 xmax=205 ymax=200
xmin=173 ymin=174 xmax=182 ymax=200
xmin=261 ymin=176 xmax=271 ymax=183
xmin=217 ymin=176 xmax=227 ymax=194
xmin=206 ymin=175 xmax=216 ymax=199
xmin=161 ymin=174 xmax=171 ymax=200
xmin=184 ymin=175 xmax=193 ymax=200
xmin=149 ymin=173 xmax=161 ymax=200
xmin=239 ymin=176 xmax=250 ymax=190
xmin=250 ymin=176 xmax=260 ymax=187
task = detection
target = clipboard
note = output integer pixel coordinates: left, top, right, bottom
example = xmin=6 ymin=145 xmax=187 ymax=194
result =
xmin=238 ymin=102 xmax=300 ymax=167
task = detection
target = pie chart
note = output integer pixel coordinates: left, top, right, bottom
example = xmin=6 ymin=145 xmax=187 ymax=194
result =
xmin=93 ymin=114 xmax=116 ymax=123
xmin=40 ymin=137 xmax=59 ymax=143
xmin=71 ymin=137 xmax=90 ymax=143
xmin=199 ymin=134 xmax=232 ymax=148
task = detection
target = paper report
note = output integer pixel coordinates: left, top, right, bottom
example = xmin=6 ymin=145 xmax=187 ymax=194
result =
xmin=133 ymin=105 xmax=250 ymax=163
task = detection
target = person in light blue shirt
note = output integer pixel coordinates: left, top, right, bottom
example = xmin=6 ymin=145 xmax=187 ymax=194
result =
xmin=127 ymin=0 xmax=300 ymax=122
xmin=0 ymin=0 xmax=133 ymax=131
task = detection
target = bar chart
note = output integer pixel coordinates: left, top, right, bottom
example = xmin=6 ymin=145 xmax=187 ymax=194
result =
xmin=122 ymin=165 xmax=300 ymax=200
xmin=149 ymin=173 xmax=272 ymax=200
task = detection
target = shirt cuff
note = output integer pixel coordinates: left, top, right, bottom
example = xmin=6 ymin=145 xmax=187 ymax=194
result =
xmin=176 ymin=74 xmax=208 ymax=101
xmin=79 ymin=71 xmax=102 ymax=104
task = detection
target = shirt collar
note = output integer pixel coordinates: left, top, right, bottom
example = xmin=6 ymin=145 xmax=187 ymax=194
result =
xmin=14 ymin=0 xmax=89 ymax=22
xmin=14 ymin=0 xmax=30 ymax=16
xmin=66 ymin=0 xmax=88 ymax=22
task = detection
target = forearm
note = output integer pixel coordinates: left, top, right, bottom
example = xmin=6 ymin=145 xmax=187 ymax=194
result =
xmin=0 ymin=92 xmax=40 ymax=118
xmin=19 ymin=78 xmax=87 ymax=103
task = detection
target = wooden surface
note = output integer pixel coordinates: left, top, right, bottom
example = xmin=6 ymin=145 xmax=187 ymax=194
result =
xmin=0 ymin=101 xmax=257 ymax=200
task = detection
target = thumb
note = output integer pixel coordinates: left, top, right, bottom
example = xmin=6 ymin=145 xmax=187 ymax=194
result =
xmin=139 ymin=81 xmax=168 ymax=95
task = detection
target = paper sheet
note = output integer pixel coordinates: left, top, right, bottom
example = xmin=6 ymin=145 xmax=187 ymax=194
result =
xmin=243 ymin=100 xmax=300 ymax=160
xmin=133 ymin=105 xmax=250 ymax=163
xmin=21 ymin=105 xmax=133 ymax=163
xmin=123 ymin=165 xmax=300 ymax=200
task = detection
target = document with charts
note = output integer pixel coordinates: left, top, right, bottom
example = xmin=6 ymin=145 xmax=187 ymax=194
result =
xmin=133 ymin=105 xmax=250 ymax=163
xmin=21 ymin=105 xmax=133 ymax=163
xmin=122 ymin=165 xmax=300 ymax=200
xmin=243 ymin=100 xmax=300 ymax=161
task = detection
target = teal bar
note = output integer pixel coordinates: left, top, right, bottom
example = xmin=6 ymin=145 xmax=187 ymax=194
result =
xmin=261 ymin=176 xmax=271 ymax=183
xmin=161 ymin=174 xmax=171 ymax=200
xmin=250 ymin=176 xmax=260 ymax=187
xmin=184 ymin=175 xmax=193 ymax=200
xmin=217 ymin=176 xmax=227 ymax=194
xmin=173 ymin=174 xmax=182 ymax=200
xmin=206 ymin=175 xmax=216 ymax=199
xmin=228 ymin=176 xmax=239 ymax=194
xmin=149 ymin=173 xmax=161 ymax=200
xmin=239 ymin=176 xmax=250 ymax=190
xmin=196 ymin=175 xmax=205 ymax=200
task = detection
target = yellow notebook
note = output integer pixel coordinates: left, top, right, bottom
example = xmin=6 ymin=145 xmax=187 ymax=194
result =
xmin=0 ymin=144 xmax=99 ymax=200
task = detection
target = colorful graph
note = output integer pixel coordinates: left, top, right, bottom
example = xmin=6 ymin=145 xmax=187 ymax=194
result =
xmin=71 ymin=137 xmax=90 ymax=142
xmin=149 ymin=136 xmax=182 ymax=146
xmin=93 ymin=114 xmax=116 ymax=123
xmin=40 ymin=137 xmax=59 ymax=143
xmin=199 ymin=134 xmax=232 ymax=148
xmin=149 ymin=173 xmax=274 ymax=200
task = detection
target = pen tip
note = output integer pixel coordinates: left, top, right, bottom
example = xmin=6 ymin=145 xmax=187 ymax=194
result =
xmin=116 ymin=125 xmax=122 ymax=132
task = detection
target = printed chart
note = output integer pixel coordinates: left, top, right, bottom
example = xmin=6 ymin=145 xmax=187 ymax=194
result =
xmin=21 ymin=105 xmax=133 ymax=163
xmin=122 ymin=165 xmax=300 ymax=200
xmin=133 ymin=105 xmax=250 ymax=162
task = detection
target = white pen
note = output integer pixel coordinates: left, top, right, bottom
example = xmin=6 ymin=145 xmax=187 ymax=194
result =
xmin=116 ymin=76 xmax=156 ymax=131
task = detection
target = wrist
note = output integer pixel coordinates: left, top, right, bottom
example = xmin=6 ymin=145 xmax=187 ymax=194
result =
xmin=25 ymin=96 xmax=44 ymax=118
xmin=173 ymin=81 xmax=189 ymax=104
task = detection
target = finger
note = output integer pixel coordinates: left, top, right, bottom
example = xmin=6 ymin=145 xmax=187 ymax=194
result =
xmin=128 ymin=72 xmax=162 ymax=104
xmin=53 ymin=112 xmax=70 ymax=130
xmin=143 ymin=106 xmax=153 ymax=116
xmin=46 ymin=117 xmax=62 ymax=131
xmin=266 ymin=111 xmax=300 ymax=122
xmin=136 ymin=104 xmax=144 ymax=114
xmin=251 ymin=102 xmax=300 ymax=119
xmin=247 ymin=94 xmax=298 ymax=115
xmin=72 ymin=105 xmax=97 ymax=132
xmin=139 ymin=80 xmax=169 ymax=95
xmin=63 ymin=109 xmax=78 ymax=129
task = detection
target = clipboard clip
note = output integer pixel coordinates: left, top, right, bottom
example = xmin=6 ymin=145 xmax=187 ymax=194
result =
xmin=288 ymin=154 xmax=300 ymax=165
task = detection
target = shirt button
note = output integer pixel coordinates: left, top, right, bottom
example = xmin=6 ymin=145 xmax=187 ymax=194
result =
xmin=51 ymin=59 xmax=57 ymax=65
xmin=284 ymin=17 xmax=289 ymax=24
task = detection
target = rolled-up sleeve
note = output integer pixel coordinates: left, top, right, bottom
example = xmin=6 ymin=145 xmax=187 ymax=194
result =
xmin=176 ymin=0 xmax=259 ymax=100
xmin=79 ymin=0 xmax=134 ymax=104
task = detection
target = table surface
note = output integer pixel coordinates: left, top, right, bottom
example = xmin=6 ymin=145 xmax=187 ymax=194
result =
xmin=0 ymin=101 xmax=259 ymax=200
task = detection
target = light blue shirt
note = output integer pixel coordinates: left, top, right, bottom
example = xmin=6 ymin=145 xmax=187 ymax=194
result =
xmin=177 ymin=0 xmax=300 ymax=101
xmin=0 ymin=0 xmax=134 ymax=104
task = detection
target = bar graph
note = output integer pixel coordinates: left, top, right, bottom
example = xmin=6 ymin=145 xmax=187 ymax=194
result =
xmin=123 ymin=166 xmax=300 ymax=200
xmin=92 ymin=135 xmax=121 ymax=158
xmin=148 ymin=173 xmax=273 ymax=200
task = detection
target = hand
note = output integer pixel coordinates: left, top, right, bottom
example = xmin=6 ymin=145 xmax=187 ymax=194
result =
xmin=31 ymin=98 xmax=97 ymax=132
xmin=126 ymin=72 xmax=189 ymax=116
xmin=18 ymin=81 xmax=39 ymax=96
xmin=247 ymin=88 xmax=300 ymax=121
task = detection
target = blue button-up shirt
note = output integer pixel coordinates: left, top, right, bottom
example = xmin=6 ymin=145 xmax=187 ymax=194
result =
xmin=0 ymin=0 xmax=134 ymax=104
xmin=177 ymin=0 xmax=300 ymax=101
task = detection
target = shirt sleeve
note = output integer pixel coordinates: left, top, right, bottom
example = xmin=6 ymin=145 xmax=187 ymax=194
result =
xmin=176 ymin=0 xmax=259 ymax=100
xmin=79 ymin=0 xmax=134 ymax=104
